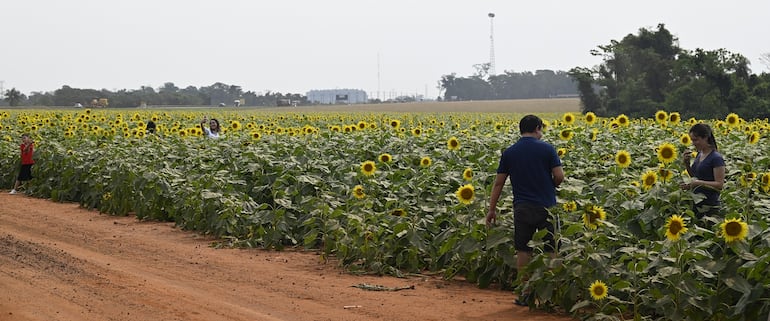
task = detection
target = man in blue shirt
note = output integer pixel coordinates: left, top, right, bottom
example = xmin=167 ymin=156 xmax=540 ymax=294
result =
xmin=486 ymin=114 xmax=564 ymax=306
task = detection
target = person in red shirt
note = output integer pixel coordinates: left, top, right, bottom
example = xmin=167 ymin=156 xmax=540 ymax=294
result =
xmin=10 ymin=134 xmax=34 ymax=194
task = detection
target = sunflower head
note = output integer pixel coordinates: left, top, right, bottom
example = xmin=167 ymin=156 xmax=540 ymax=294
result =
xmin=559 ymin=129 xmax=574 ymax=141
xmin=562 ymin=201 xmax=577 ymax=212
xmin=557 ymin=148 xmax=567 ymax=157
xmin=378 ymin=153 xmax=393 ymax=163
xmin=616 ymin=114 xmax=630 ymax=127
xmin=748 ymin=132 xmax=760 ymax=144
xmin=584 ymin=112 xmax=597 ymax=125
xmin=360 ymin=161 xmax=377 ymax=176
xmin=669 ymin=112 xmax=681 ymax=123
xmin=411 ymin=127 xmax=422 ymax=136
xmin=665 ymin=215 xmax=688 ymax=241
xmin=679 ymin=133 xmax=691 ymax=145
xmin=720 ymin=218 xmax=749 ymax=243
xmin=725 ymin=113 xmax=740 ymax=127
xmin=582 ymin=205 xmax=606 ymax=229
xmin=657 ymin=143 xmax=678 ymax=164
xmin=562 ymin=112 xmax=575 ymax=125
xmin=589 ymin=280 xmax=608 ymax=301
xmin=352 ymin=185 xmax=366 ymax=199
xmin=655 ymin=110 xmax=668 ymax=124
xmin=615 ymin=150 xmax=631 ymax=168
xmin=389 ymin=119 xmax=401 ymax=129
xmin=462 ymin=168 xmax=473 ymax=181
xmin=447 ymin=137 xmax=460 ymax=151
xmin=455 ymin=184 xmax=475 ymax=205
xmin=641 ymin=170 xmax=657 ymax=190
xmin=391 ymin=208 xmax=407 ymax=217
xmin=420 ymin=156 xmax=432 ymax=168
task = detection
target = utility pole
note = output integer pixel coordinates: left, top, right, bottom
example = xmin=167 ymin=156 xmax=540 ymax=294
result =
xmin=488 ymin=13 xmax=496 ymax=76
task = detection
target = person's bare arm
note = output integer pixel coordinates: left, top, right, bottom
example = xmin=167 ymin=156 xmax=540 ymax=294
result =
xmin=486 ymin=173 xmax=508 ymax=226
xmin=552 ymin=166 xmax=564 ymax=187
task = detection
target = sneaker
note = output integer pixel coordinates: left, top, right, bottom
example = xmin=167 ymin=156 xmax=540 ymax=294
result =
xmin=9 ymin=189 xmax=17 ymax=194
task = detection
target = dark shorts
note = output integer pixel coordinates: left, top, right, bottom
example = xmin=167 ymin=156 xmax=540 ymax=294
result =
xmin=513 ymin=203 xmax=555 ymax=253
xmin=18 ymin=164 xmax=33 ymax=181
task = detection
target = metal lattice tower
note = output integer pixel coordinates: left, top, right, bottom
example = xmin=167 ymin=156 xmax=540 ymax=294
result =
xmin=488 ymin=12 xmax=496 ymax=76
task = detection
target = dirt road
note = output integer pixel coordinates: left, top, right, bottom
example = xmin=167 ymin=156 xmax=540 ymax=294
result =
xmin=0 ymin=193 xmax=573 ymax=321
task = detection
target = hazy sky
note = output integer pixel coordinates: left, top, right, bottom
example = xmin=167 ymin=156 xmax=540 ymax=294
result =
xmin=2 ymin=0 xmax=768 ymax=99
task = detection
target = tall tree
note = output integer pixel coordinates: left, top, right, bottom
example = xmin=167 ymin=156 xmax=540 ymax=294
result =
xmin=4 ymin=88 xmax=26 ymax=106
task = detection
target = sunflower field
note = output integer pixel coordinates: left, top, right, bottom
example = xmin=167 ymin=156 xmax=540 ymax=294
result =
xmin=1 ymin=108 xmax=770 ymax=320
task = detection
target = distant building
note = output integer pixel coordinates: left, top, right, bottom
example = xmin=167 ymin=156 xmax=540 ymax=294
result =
xmin=307 ymin=89 xmax=367 ymax=104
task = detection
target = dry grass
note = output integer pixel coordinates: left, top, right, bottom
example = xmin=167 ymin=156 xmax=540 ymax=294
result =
xmin=258 ymin=98 xmax=581 ymax=113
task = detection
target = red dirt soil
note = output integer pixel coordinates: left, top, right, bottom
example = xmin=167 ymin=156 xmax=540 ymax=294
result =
xmin=0 ymin=193 xmax=575 ymax=321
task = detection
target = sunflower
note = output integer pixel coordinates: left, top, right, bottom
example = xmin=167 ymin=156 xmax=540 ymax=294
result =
xmin=589 ymin=280 xmax=608 ymax=301
xmin=739 ymin=172 xmax=757 ymax=187
xmin=669 ymin=112 xmax=681 ymax=123
xmin=720 ymin=218 xmax=749 ymax=243
xmin=562 ymin=201 xmax=577 ymax=212
xmin=357 ymin=121 xmax=367 ymax=130
xmin=665 ymin=215 xmax=688 ymax=241
xmin=391 ymin=208 xmax=407 ymax=217
xmin=582 ymin=205 xmax=606 ymax=229
xmin=655 ymin=110 xmax=668 ymax=124
xmin=455 ymin=184 xmax=475 ymax=205
xmin=230 ymin=120 xmax=242 ymax=131
xmin=748 ymin=132 xmax=760 ymax=144
xmin=378 ymin=153 xmax=393 ymax=163
xmin=360 ymin=161 xmax=377 ymax=176
xmin=352 ymin=185 xmax=366 ymax=199
xmin=562 ymin=112 xmax=576 ymax=125
xmin=679 ymin=133 xmax=691 ymax=145
xmin=616 ymin=114 xmax=630 ymax=127
xmin=615 ymin=150 xmax=631 ymax=168
xmin=590 ymin=128 xmax=599 ymax=141
xmin=725 ymin=113 xmax=740 ymax=127
xmin=330 ymin=125 xmax=341 ymax=132
xmin=557 ymin=148 xmax=567 ymax=157
xmin=389 ymin=119 xmax=401 ymax=129
xmin=657 ymin=143 xmax=678 ymax=164
xmin=420 ymin=156 xmax=432 ymax=167
xmin=462 ymin=168 xmax=473 ymax=181
xmin=559 ymin=129 xmax=573 ymax=141
xmin=411 ymin=127 xmax=422 ymax=136
xmin=447 ymin=137 xmax=460 ymax=151
xmin=760 ymin=172 xmax=770 ymax=186
xmin=584 ymin=112 xmax=597 ymax=125
xmin=641 ymin=170 xmax=657 ymax=190
xmin=251 ymin=132 xmax=261 ymax=140
xmin=657 ymin=167 xmax=674 ymax=182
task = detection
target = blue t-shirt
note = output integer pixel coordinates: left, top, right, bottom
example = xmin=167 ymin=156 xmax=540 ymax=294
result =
xmin=496 ymin=136 xmax=562 ymax=207
xmin=691 ymin=150 xmax=725 ymax=205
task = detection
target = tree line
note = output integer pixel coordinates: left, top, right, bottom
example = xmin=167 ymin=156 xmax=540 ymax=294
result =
xmin=569 ymin=24 xmax=770 ymax=119
xmin=2 ymin=82 xmax=309 ymax=108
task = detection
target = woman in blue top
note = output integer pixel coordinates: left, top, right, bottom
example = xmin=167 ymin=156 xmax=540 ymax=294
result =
xmin=680 ymin=123 xmax=725 ymax=219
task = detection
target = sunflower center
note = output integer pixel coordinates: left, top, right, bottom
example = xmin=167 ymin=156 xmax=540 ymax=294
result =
xmin=450 ymin=140 xmax=459 ymax=147
xmin=669 ymin=221 xmax=683 ymax=234
xmin=618 ymin=155 xmax=627 ymax=163
xmin=661 ymin=148 xmax=674 ymax=159
xmin=460 ymin=188 xmax=473 ymax=199
xmin=364 ymin=164 xmax=373 ymax=172
xmin=593 ymin=286 xmax=605 ymax=296
xmin=725 ymin=221 xmax=742 ymax=237
xmin=644 ymin=176 xmax=655 ymax=186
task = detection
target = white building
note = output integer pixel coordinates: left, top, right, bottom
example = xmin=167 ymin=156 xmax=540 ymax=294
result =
xmin=307 ymin=89 xmax=367 ymax=104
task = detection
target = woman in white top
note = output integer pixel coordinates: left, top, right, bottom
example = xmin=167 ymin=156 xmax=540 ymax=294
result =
xmin=200 ymin=116 xmax=221 ymax=138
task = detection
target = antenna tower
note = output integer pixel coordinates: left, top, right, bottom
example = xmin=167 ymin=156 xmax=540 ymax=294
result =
xmin=487 ymin=13 xmax=496 ymax=75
